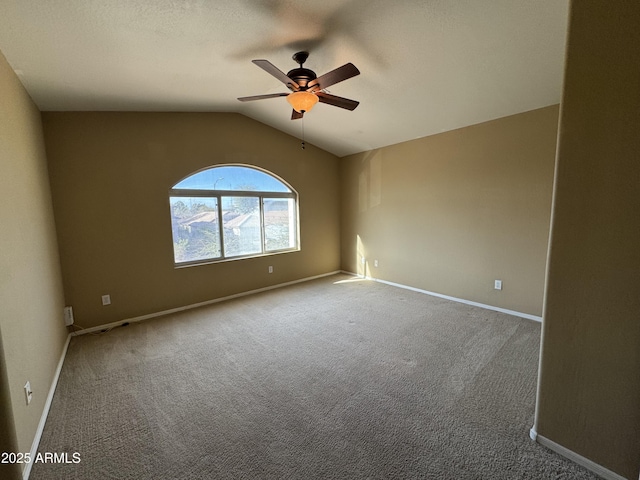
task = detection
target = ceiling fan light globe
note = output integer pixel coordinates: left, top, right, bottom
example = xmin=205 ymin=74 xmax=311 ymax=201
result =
xmin=287 ymin=91 xmax=319 ymax=113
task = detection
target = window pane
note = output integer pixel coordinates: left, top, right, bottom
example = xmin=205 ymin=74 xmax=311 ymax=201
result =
xmin=173 ymin=166 xmax=291 ymax=192
xmin=222 ymin=196 xmax=262 ymax=257
xmin=264 ymin=198 xmax=296 ymax=251
xmin=170 ymin=197 xmax=220 ymax=263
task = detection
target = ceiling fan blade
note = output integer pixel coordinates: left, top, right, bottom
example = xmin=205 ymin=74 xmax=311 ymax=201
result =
xmin=316 ymin=92 xmax=360 ymax=111
xmin=252 ymin=59 xmax=299 ymax=90
xmin=308 ymin=63 xmax=360 ymax=90
xmin=291 ymin=109 xmax=304 ymax=120
xmin=238 ymin=93 xmax=289 ymax=102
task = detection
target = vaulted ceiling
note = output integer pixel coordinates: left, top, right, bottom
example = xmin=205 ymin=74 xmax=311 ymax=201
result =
xmin=0 ymin=0 xmax=569 ymax=157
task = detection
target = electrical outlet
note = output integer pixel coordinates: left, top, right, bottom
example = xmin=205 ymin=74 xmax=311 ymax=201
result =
xmin=494 ymin=280 xmax=503 ymax=290
xmin=268 ymin=266 xmax=273 ymax=274
xmin=374 ymin=260 xmax=379 ymax=268
xmin=101 ymin=294 xmax=111 ymax=306
xmin=361 ymin=257 xmax=366 ymax=265
xmin=24 ymin=381 xmax=33 ymax=405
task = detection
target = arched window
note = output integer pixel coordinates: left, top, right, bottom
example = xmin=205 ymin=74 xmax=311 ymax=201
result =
xmin=169 ymin=165 xmax=299 ymax=266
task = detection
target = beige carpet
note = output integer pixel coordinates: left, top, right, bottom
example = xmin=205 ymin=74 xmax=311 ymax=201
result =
xmin=31 ymin=274 xmax=598 ymax=479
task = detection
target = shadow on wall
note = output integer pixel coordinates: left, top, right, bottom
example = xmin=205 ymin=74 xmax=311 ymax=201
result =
xmin=354 ymin=149 xmax=384 ymax=278
xmin=358 ymin=150 xmax=382 ymax=213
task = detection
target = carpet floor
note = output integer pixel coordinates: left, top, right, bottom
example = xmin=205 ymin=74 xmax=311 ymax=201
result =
xmin=31 ymin=274 xmax=599 ymax=479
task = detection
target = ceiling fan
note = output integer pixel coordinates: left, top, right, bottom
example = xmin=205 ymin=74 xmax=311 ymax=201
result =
xmin=238 ymin=51 xmax=360 ymax=120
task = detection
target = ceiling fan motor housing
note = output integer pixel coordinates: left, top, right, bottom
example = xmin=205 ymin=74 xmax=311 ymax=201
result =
xmin=287 ymin=68 xmax=317 ymax=90
xmin=288 ymin=51 xmax=316 ymax=90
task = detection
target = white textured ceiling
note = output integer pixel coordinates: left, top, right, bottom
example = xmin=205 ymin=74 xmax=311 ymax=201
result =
xmin=0 ymin=0 xmax=569 ymax=157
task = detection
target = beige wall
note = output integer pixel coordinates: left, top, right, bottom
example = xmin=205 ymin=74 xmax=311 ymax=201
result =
xmin=0 ymin=331 xmax=21 ymax=480
xmin=535 ymin=2 xmax=640 ymax=479
xmin=0 ymin=50 xmax=68 ymax=478
xmin=42 ymin=112 xmax=341 ymax=328
xmin=340 ymin=106 xmax=559 ymax=316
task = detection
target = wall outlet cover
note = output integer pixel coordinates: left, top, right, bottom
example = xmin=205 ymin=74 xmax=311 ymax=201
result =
xmin=63 ymin=306 xmax=74 ymax=326
xmin=24 ymin=381 xmax=32 ymax=405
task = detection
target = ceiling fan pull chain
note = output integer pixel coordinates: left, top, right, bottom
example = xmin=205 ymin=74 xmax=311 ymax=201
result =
xmin=301 ymin=116 xmax=305 ymax=150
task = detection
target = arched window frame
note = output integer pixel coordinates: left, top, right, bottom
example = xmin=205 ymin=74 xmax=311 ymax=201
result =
xmin=169 ymin=164 xmax=299 ymax=267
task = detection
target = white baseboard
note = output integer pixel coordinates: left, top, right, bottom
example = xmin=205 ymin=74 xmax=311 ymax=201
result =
xmin=529 ymin=428 xmax=627 ymax=480
xmin=341 ymin=271 xmax=542 ymax=322
xmin=73 ymin=271 xmax=342 ymax=336
xmin=23 ymin=333 xmax=71 ymax=480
